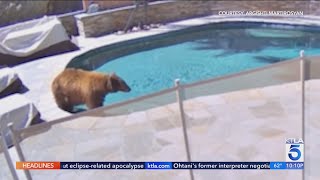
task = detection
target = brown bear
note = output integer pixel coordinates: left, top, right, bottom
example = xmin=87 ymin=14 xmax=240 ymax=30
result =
xmin=51 ymin=68 xmax=131 ymax=113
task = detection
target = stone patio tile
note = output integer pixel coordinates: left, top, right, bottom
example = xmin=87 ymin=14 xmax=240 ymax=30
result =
xmin=0 ymin=155 xmax=13 ymax=180
xmin=278 ymin=96 xmax=301 ymax=115
xmin=124 ymin=111 xmax=148 ymax=126
xmin=41 ymin=109 xmax=70 ymax=121
xmin=28 ymin=143 xmax=76 ymax=161
xmin=185 ymin=109 xmax=216 ymax=128
xmin=193 ymin=95 xmax=226 ymax=106
xmin=166 ymin=102 xmax=180 ymax=113
xmin=90 ymin=115 xmax=127 ymax=130
xmin=305 ymin=126 xmax=320 ymax=179
xmin=183 ymin=98 xmax=208 ymax=111
xmin=142 ymin=143 xmax=187 ymax=161
xmin=306 ymin=79 xmax=320 ymax=90
xmin=185 ymin=108 xmax=213 ymax=120
xmin=122 ymin=123 xmax=157 ymax=160
xmin=259 ymin=82 xmax=300 ymax=98
xmin=206 ymin=104 xmax=238 ymax=123
xmin=222 ymin=89 xmax=265 ymax=103
xmin=60 ymin=116 xmax=98 ymax=129
xmin=151 ymin=117 xmax=179 ymax=131
xmin=146 ymin=106 xmax=174 ymax=121
xmin=20 ymin=125 xmax=77 ymax=151
xmin=305 ymin=91 xmax=320 ymax=104
xmin=253 ymin=125 xmax=287 ymax=139
xmin=256 ymin=113 xmax=302 ymax=133
xmin=249 ymin=100 xmax=286 ymax=118
xmin=154 ymin=127 xmax=185 ymax=145
xmin=306 ymin=102 xmax=320 ymax=118
xmin=74 ymin=136 xmax=123 ymax=161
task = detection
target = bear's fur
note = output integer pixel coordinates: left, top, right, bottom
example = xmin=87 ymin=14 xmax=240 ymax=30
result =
xmin=52 ymin=68 xmax=131 ymax=113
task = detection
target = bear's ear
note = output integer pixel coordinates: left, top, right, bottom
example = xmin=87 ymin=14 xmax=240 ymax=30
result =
xmin=105 ymin=73 xmax=120 ymax=92
xmin=110 ymin=73 xmax=120 ymax=92
xmin=105 ymin=76 xmax=114 ymax=92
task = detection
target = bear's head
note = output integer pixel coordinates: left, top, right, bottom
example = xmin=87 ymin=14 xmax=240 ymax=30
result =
xmin=105 ymin=73 xmax=131 ymax=93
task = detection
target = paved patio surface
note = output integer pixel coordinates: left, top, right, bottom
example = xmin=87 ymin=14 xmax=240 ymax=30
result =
xmin=0 ymin=80 xmax=317 ymax=180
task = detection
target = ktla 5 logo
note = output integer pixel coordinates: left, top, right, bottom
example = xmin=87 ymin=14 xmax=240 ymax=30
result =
xmin=286 ymin=138 xmax=304 ymax=162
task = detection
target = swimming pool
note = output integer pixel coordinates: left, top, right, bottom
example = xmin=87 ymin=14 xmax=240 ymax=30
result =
xmin=68 ymin=22 xmax=320 ymax=106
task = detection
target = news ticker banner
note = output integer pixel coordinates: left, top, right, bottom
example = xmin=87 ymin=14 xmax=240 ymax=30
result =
xmin=16 ymin=162 xmax=303 ymax=170
xmin=16 ymin=138 xmax=303 ymax=171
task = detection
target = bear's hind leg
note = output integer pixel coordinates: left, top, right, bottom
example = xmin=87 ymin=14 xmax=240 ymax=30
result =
xmin=59 ymin=103 xmax=73 ymax=113
xmin=54 ymin=96 xmax=73 ymax=113
xmin=86 ymin=96 xmax=103 ymax=110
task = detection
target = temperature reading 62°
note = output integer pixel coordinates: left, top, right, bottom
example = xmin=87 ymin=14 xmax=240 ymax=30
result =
xmin=273 ymin=163 xmax=282 ymax=169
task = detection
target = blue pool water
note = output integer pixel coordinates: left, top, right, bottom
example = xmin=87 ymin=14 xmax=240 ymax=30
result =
xmin=93 ymin=27 xmax=320 ymax=105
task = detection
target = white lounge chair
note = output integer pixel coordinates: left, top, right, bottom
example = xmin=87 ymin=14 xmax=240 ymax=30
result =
xmin=0 ymin=67 xmax=22 ymax=98
xmin=0 ymin=16 xmax=78 ymax=66
xmin=0 ymin=94 xmax=39 ymax=147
